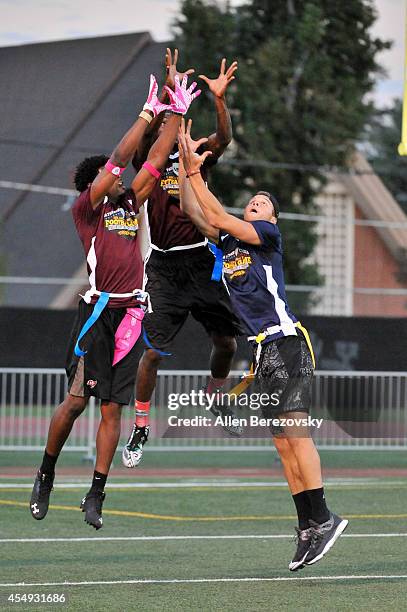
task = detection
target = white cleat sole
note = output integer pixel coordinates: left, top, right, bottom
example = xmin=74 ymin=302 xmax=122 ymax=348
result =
xmin=288 ymin=554 xmax=308 ymax=572
xmin=121 ymin=449 xmax=143 ymax=468
xmin=305 ymin=519 xmax=349 ymax=566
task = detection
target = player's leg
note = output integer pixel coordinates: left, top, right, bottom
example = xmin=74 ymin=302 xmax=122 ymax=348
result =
xmin=282 ymin=418 xmax=348 ymax=567
xmin=204 ymin=332 xmax=244 ymax=434
xmin=272 ymin=434 xmax=313 ymax=571
xmin=190 ymin=249 xmax=243 ymax=436
xmin=273 ymin=435 xmax=311 ymax=518
xmin=30 ymin=302 xmax=94 ymax=521
xmin=207 ymin=330 xmax=236 ymax=392
xmin=81 ymin=317 xmax=142 ymax=529
xmin=136 ymin=348 xmax=163 ymax=402
xmin=122 ymin=252 xmax=190 ymax=467
xmin=258 ymin=333 xmax=347 ymax=568
xmin=121 ymin=348 xmax=162 ymax=468
xmin=45 ymin=393 xmax=88 ymax=458
xmin=30 ymin=393 xmax=88 ymax=520
xmin=80 ymin=400 xmax=122 ymax=530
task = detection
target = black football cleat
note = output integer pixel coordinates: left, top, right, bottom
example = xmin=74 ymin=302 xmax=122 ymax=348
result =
xmin=30 ymin=470 xmax=54 ymax=520
xmin=80 ymin=490 xmax=105 ymax=530
xmin=206 ymin=388 xmax=243 ymax=437
xmin=305 ymin=513 xmax=348 ymax=566
xmin=288 ymin=527 xmax=312 ymax=571
xmin=122 ymin=424 xmax=150 ymax=468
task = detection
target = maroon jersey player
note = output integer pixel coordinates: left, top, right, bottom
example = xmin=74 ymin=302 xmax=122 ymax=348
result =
xmin=30 ymin=70 xmax=200 ymax=529
xmin=122 ymin=51 xmax=243 ymax=470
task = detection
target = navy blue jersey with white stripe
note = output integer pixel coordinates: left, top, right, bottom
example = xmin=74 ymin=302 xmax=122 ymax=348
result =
xmin=219 ymin=221 xmax=297 ymax=342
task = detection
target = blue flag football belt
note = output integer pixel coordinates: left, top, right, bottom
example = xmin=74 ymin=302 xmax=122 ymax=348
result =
xmin=208 ymin=242 xmax=223 ymax=281
xmin=75 ymin=241 xmax=223 ymax=359
xmin=74 ymin=288 xmax=152 ymax=358
xmin=74 ymin=291 xmax=110 ymax=357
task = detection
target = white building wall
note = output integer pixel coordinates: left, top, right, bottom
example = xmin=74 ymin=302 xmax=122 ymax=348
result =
xmin=310 ymin=180 xmax=355 ymax=316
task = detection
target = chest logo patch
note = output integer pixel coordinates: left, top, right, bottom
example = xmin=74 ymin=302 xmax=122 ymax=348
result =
xmin=104 ymin=207 xmax=138 ymax=239
xmin=160 ymin=160 xmax=180 ymax=197
xmin=223 ymin=247 xmax=252 ymax=280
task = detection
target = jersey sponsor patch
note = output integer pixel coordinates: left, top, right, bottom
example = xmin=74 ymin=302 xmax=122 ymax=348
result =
xmin=159 ymin=159 xmax=180 ymax=198
xmin=104 ymin=207 xmax=138 ymax=239
xmin=223 ymin=247 xmax=252 ymax=280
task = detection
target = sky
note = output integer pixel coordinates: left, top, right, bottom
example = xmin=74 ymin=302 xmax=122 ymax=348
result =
xmin=0 ymin=0 xmax=404 ymax=108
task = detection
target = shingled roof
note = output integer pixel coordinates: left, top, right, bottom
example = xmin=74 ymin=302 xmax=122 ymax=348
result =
xmin=0 ymin=33 xmax=167 ymax=307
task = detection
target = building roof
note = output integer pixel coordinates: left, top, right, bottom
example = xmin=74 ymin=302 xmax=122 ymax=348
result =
xmin=340 ymin=151 xmax=407 ymax=263
xmin=0 ymin=32 xmax=167 ymax=307
xmin=2 ymin=33 xmax=407 ymax=309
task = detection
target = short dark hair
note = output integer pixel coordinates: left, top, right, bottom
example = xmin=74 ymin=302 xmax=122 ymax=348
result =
xmin=256 ymin=191 xmax=280 ymax=218
xmin=73 ymin=155 xmax=109 ymax=192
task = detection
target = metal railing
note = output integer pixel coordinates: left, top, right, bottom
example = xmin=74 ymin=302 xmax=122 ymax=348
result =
xmin=0 ymin=368 xmax=406 ymax=454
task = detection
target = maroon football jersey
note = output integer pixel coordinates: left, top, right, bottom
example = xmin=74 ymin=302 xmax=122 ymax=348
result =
xmin=145 ymin=150 xmax=210 ymax=251
xmin=72 ymin=187 xmax=143 ymax=308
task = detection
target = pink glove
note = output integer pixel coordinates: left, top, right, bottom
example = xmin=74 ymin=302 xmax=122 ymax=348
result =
xmin=164 ymin=75 xmax=201 ymax=115
xmin=143 ymin=75 xmax=172 ymax=117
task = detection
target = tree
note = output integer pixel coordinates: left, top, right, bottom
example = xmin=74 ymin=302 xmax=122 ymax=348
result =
xmin=367 ymin=99 xmax=407 ymax=213
xmin=172 ymin=0 xmax=390 ymax=311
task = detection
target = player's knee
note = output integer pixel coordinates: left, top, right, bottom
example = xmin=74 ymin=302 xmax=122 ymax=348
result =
xmin=212 ymin=334 xmax=237 ymax=356
xmin=143 ymin=348 xmax=163 ymax=368
xmin=286 ymin=436 xmax=316 ymax=458
xmin=65 ymin=394 xmax=87 ymax=418
xmin=100 ymin=402 xmax=122 ymax=423
xmin=273 ymin=435 xmax=292 ymax=460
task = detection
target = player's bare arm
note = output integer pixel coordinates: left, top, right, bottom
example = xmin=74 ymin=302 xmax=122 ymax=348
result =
xmin=89 ymin=112 xmax=153 ymax=209
xmin=132 ymin=75 xmax=201 ymax=205
xmin=199 ymin=58 xmax=237 ymax=159
xmin=178 ymin=119 xmax=262 ymax=245
xmin=178 ymin=125 xmax=219 ymax=243
xmin=89 ymin=74 xmax=174 ymax=209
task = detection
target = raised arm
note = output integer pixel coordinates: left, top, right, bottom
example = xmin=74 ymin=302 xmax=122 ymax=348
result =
xmin=178 ymin=119 xmax=261 ymax=245
xmin=199 ymin=58 xmax=237 ymax=160
xmin=90 ymin=75 xmax=172 ymax=208
xmin=178 ymin=123 xmax=219 ymax=242
xmin=132 ymin=76 xmax=201 ymax=205
xmin=132 ymin=48 xmax=195 ymax=169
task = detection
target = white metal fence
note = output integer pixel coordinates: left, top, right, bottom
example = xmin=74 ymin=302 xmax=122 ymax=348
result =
xmin=0 ymin=368 xmax=406 ymax=454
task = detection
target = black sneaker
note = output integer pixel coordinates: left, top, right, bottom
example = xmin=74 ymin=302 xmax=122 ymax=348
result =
xmin=305 ymin=513 xmax=348 ymax=566
xmin=206 ymin=389 xmax=243 ymax=437
xmin=80 ymin=490 xmax=105 ymax=530
xmin=122 ymin=424 xmax=150 ymax=468
xmin=30 ymin=470 xmax=54 ymax=520
xmin=288 ymin=527 xmax=312 ymax=571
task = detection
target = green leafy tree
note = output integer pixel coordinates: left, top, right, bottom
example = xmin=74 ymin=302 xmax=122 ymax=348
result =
xmin=367 ymin=99 xmax=407 ymax=212
xmin=172 ymin=0 xmax=390 ymax=311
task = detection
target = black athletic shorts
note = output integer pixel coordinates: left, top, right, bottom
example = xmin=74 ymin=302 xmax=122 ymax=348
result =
xmin=66 ymin=300 xmax=142 ymax=405
xmin=143 ymin=246 xmax=242 ymax=351
xmin=254 ymin=332 xmax=314 ymax=429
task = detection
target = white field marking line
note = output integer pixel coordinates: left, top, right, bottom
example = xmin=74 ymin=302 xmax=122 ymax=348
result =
xmin=1 ymin=575 xmax=407 ymax=587
xmin=0 ymin=533 xmax=406 ymax=544
xmin=0 ymin=479 xmax=405 ymax=489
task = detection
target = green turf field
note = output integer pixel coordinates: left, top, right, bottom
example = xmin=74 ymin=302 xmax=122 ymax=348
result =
xmin=0 ymin=450 xmax=406 ymax=611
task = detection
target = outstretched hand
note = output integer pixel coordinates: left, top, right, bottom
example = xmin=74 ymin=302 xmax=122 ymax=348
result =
xmin=164 ymin=75 xmax=201 ymax=115
xmin=199 ymin=58 xmax=238 ymax=98
xmin=178 ymin=118 xmax=212 ymax=177
xmin=143 ymin=74 xmax=172 ymax=117
xmin=165 ymin=48 xmax=195 ymax=91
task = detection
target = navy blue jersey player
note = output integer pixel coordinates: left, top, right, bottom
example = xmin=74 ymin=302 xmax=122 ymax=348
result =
xmin=221 ymin=219 xmax=298 ymax=340
xmin=178 ymin=118 xmax=348 ymax=571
